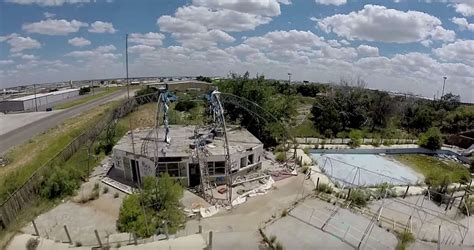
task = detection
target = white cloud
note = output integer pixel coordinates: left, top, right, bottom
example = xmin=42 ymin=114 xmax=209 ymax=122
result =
xmin=22 ymin=19 xmax=87 ymax=35
xmin=450 ymin=0 xmax=474 ymax=17
xmin=0 ymin=60 xmax=14 ymax=65
xmin=434 ymin=40 xmax=474 ymax=66
xmin=88 ymin=21 xmax=117 ymax=33
xmin=5 ymin=0 xmax=89 ymax=6
xmin=19 ymin=54 xmax=38 ymax=60
xmin=315 ymin=0 xmax=346 ymax=6
xmin=0 ymin=33 xmax=41 ymax=52
xmin=170 ymin=6 xmax=272 ymax=32
xmin=452 ymin=17 xmax=474 ymax=31
xmin=357 ymin=45 xmax=379 ymax=57
xmin=317 ymin=5 xmax=455 ymax=43
xmin=192 ymin=0 xmax=282 ymax=16
xmin=68 ymin=37 xmax=91 ymax=47
xmin=244 ymin=30 xmax=325 ymax=52
xmin=173 ymin=29 xmax=235 ymax=49
xmin=129 ymin=32 xmax=165 ymax=46
xmin=129 ymin=45 xmax=156 ymax=54
xmin=43 ymin=12 xmax=55 ymax=18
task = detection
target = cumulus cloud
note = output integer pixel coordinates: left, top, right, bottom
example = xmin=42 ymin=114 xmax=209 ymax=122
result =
xmin=5 ymin=0 xmax=89 ymax=6
xmin=315 ymin=0 xmax=347 ymax=6
xmin=434 ymin=40 xmax=474 ymax=66
xmin=0 ymin=60 xmax=14 ymax=65
xmin=157 ymin=0 xmax=285 ymax=48
xmin=192 ymin=0 xmax=282 ymax=16
xmin=0 ymin=33 xmax=41 ymax=52
xmin=357 ymin=45 xmax=379 ymax=57
xmin=452 ymin=17 xmax=474 ymax=31
xmin=129 ymin=45 xmax=156 ymax=54
xmin=450 ymin=0 xmax=474 ymax=17
xmin=43 ymin=12 xmax=55 ymax=18
xmin=129 ymin=32 xmax=165 ymax=46
xmin=22 ymin=19 xmax=87 ymax=35
xmin=68 ymin=37 xmax=91 ymax=47
xmin=169 ymin=6 xmax=272 ymax=32
xmin=317 ymin=5 xmax=455 ymax=44
xmin=88 ymin=21 xmax=117 ymax=33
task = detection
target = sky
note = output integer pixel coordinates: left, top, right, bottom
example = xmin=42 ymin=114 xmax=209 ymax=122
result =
xmin=0 ymin=0 xmax=473 ymax=102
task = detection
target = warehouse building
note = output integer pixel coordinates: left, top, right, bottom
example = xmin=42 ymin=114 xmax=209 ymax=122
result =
xmin=112 ymin=125 xmax=263 ymax=187
xmin=0 ymin=88 xmax=79 ymax=112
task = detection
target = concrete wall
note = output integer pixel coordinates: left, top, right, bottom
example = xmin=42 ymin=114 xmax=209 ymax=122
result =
xmin=112 ymin=144 xmax=264 ymax=187
xmin=309 ymin=148 xmax=471 ymax=164
xmin=296 ymin=137 xmax=418 ymax=145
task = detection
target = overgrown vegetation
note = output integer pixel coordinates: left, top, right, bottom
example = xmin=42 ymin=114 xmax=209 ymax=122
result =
xmin=0 ymin=102 xmax=116 ymax=202
xmin=54 ymin=87 xmax=121 ymax=109
xmin=460 ymin=197 xmax=474 ymax=216
xmin=394 ymin=154 xmax=471 ymax=186
xmin=79 ymin=86 xmax=91 ymax=95
xmin=315 ymin=183 xmax=333 ymax=194
xmin=396 ymin=230 xmax=415 ymax=250
xmin=117 ymin=174 xmax=185 ymax=237
xmin=347 ymin=189 xmax=369 ymax=207
xmin=418 ymin=127 xmax=443 ymax=150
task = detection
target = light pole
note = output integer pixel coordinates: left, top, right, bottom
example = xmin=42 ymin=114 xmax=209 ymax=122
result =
xmin=288 ymin=73 xmax=292 ymax=84
xmin=441 ymin=76 xmax=447 ymax=98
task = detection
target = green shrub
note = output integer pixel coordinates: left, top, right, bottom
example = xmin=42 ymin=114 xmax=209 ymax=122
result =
xmin=103 ymin=186 xmax=109 ymax=194
xmin=396 ymin=230 xmax=415 ymax=250
xmin=348 ymin=189 xmax=369 ymax=207
xmin=40 ymin=167 xmax=79 ymax=199
xmin=348 ymin=129 xmax=363 ymax=148
xmin=281 ymin=209 xmax=288 ymax=217
xmin=460 ymin=197 xmax=474 ymax=216
xmin=75 ymin=241 xmax=82 ymax=247
xmin=303 ymin=148 xmax=310 ymax=154
xmin=26 ymin=237 xmax=39 ymax=250
xmin=316 ymin=183 xmax=333 ymax=194
xmin=175 ymin=99 xmax=196 ymax=112
xmin=418 ymin=127 xmax=442 ymax=150
xmin=371 ymin=135 xmax=381 ymax=147
xmin=118 ymin=174 xmax=184 ymax=237
xmin=275 ymin=152 xmax=285 ymax=163
xmin=114 ymin=192 xmax=120 ymax=198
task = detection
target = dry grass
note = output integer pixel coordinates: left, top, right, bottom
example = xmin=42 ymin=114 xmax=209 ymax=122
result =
xmin=0 ymin=102 xmax=117 ymax=200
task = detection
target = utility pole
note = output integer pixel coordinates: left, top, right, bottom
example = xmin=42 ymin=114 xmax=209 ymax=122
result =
xmin=33 ymin=83 xmax=38 ymax=112
xmin=441 ymin=76 xmax=447 ymax=99
xmin=288 ymin=72 xmax=292 ymax=84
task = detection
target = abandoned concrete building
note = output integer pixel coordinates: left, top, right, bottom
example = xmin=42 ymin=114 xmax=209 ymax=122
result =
xmin=112 ymin=125 xmax=263 ymax=187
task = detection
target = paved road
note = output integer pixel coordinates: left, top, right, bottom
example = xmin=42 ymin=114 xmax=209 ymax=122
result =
xmin=0 ymin=89 xmax=131 ymax=155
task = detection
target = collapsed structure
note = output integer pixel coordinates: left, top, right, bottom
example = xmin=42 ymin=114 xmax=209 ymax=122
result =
xmin=110 ymin=90 xmax=271 ymax=205
xmin=112 ymin=125 xmax=263 ymax=187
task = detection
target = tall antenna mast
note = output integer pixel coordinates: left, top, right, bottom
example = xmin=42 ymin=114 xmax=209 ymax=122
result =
xmin=126 ymin=33 xmax=136 ymax=154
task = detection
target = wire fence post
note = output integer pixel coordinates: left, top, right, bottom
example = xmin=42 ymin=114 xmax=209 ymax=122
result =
xmin=438 ymin=225 xmax=441 ymax=250
xmin=63 ymin=225 xmax=72 ymax=244
xmin=208 ymin=231 xmax=213 ymax=250
xmin=32 ymin=220 xmax=39 ymax=236
xmin=94 ymin=229 xmax=102 ymax=248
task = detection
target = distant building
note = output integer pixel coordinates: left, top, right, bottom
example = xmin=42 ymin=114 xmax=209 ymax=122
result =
xmin=0 ymin=88 xmax=79 ymax=112
xmin=112 ymin=125 xmax=263 ymax=187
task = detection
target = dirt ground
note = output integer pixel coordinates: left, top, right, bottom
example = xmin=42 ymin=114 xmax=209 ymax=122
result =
xmin=21 ymin=176 xmax=125 ymax=246
xmin=178 ymin=173 xmax=315 ymax=249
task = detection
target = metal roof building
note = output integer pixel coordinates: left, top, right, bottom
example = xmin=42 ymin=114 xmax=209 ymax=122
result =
xmin=0 ymin=88 xmax=79 ymax=112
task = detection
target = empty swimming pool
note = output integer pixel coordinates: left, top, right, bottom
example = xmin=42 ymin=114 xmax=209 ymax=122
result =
xmin=311 ymin=153 xmax=423 ymax=186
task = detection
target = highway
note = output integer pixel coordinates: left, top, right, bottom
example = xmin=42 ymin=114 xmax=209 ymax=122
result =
xmin=0 ymin=89 xmax=132 ymax=155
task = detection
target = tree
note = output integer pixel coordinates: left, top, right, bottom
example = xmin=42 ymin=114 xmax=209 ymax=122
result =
xmin=440 ymin=93 xmax=461 ymax=111
xmin=418 ymin=127 xmax=443 ymax=150
xmin=348 ymin=129 xmax=363 ymax=148
xmin=117 ymin=174 xmax=184 ymax=237
xmin=196 ymin=75 xmax=212 ymax=83
xmin=368 ymin=91 xmax=396 ymax=131
xmin=175 ymin=99 xmax=196 ymax=112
